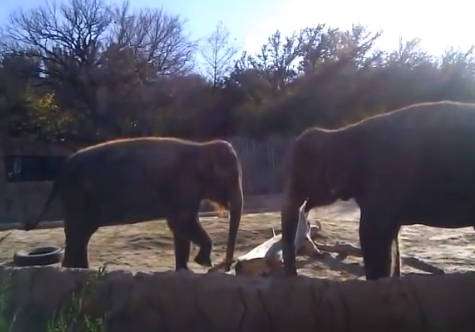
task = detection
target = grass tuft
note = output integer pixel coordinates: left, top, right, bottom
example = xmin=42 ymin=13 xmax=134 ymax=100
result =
xmin=0 ymin=234 xmax=109 ymax=332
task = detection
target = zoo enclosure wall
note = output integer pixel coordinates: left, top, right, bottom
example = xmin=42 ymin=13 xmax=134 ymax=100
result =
xmin=0 ymin=136 xmax=294 ymax=224
xmin=2 ymin=266 xmax=475 ymax=332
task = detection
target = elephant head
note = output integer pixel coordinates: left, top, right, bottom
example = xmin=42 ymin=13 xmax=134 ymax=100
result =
xmin=192 ymin=140 xmax=243 ymax=271
xmin=281 ymin=127 xmax=358 ymax=275
xmin=286 ymin=127 xmax=358 ymax=208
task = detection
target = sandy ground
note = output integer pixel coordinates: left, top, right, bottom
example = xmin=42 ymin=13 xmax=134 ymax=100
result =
xmin=0 ymin=197 xmax=474 ymax=280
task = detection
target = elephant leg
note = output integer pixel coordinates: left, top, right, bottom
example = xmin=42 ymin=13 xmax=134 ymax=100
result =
xmin=170 ymin=228 xmax=191 ymax=271
xmin=391 ymin=234 xmax=401 ymax=277
xmin=169 ymin=213 xmax=213 ymax=267
xmin=62 ymin=219 xmax=97 ymax=269
xmin=186 ymin=215 xmax=213 ymax=267
xmin=281 ymin=197 xmax=305 ymax=276
xmin=167 ymin=212 xmax=212 ymax=269
xmin=167 ymin=216 xmax=207 ymax=271
xmin=359 ymin=214 xmax=401 ymax=281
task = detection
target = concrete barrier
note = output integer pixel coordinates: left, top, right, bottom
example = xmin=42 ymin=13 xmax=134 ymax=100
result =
xmin=0 ymin=266 xmax=475 ymax=332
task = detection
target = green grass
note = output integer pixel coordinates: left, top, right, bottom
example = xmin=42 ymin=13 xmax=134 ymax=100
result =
xmin=0 ymin=233 xmax=109 ymax=332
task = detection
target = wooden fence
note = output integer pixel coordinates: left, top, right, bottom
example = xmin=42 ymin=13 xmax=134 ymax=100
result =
xmin=228 ymin=136 xmax=295 ymax=195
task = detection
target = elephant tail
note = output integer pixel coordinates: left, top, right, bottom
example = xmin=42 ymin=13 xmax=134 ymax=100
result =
xmin=23 ymin=179 xmax=60 ymax=231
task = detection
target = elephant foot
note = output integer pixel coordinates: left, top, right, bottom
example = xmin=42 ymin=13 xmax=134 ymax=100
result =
xmin=175 ymin=266 xmax=191 ymax=272
xmin=61 ymin=255 xmax=89 ymax=269
xmin=62 ymin=260 xmax=89 ymax=269
xmin=282 ymin=268 xmax=298 ymax=277
xmin=194 ymin=252 xmax=212 ymax=267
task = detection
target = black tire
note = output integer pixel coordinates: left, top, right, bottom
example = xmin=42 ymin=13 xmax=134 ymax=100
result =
xmin=13 ymin=245 xmax=64 ymax=267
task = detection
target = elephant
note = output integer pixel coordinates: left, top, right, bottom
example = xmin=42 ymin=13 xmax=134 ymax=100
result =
xmin=280 ymin=100 xmax=475 ymax=280
xmin=24 ymin=137 xmax=243 ymax=272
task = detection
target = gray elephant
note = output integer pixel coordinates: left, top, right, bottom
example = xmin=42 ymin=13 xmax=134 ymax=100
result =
xmin=281 ymin=101 xmax=475 ymax=280
xmin=24 ymin=137 xmax=243 ymax=272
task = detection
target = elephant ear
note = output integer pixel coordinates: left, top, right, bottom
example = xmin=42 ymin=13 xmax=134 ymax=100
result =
xmin=323 ymin=134 xmax=356 ymax=199
xmin=169 ymin=147 xmax=201 ymax=196
xmin=196 ymin=141 xmax=232 ymax=180
xmin=174 ymin=143 xmax=223 ymax=183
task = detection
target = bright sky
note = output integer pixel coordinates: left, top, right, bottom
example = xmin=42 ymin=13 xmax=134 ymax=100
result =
xmin=0 ymin=0 xmax=473 ymax=58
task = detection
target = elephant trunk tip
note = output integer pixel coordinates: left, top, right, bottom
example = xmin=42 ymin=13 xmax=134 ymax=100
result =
xmin=223 ymin=258 xmax=237 ymax=272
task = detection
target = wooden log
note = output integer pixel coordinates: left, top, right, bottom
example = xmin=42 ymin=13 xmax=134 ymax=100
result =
xmin=209 ymin=209 xmax=444 ymax=276
xmin=315 ymin=241 xmax=445 ymax=275
xmin=230 ymin=204 xmax=323 ymax=276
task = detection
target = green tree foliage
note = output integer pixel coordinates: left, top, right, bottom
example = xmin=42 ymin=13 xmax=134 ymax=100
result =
xmin=0 ymin=0 xmax=474 ymax=142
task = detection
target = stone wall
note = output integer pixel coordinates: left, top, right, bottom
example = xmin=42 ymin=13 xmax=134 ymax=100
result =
xmin=0 ymin=266 xmax=474 ymax=332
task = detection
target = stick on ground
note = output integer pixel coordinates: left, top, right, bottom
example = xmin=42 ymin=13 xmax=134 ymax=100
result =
xmin=208 ymin=206 xmax=445 ymax=276
xmin=214 ymin=204 xmax=323 ymax=276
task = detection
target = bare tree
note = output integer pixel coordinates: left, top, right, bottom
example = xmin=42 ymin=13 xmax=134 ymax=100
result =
xmin=0 ymin=0 xmax=198 ymax=136
xmin=200 ymin=21 xmax=239 ymax=87
xmin=1 ymin=0 xmax=111 ymax=134
xmin=108 ymin=1 xmax=197 ymax=77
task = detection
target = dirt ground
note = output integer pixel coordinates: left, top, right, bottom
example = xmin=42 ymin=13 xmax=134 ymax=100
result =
xmin=0 ymin=196 xmax=474 ymax=280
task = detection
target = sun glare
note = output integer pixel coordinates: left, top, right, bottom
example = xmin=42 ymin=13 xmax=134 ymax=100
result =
xmin=244 ymin=0 xmax=474 ymax=55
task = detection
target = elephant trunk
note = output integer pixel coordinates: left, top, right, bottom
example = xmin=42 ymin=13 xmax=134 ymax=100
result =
xmin=224 ymin=182 xmax=243 ymax=272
